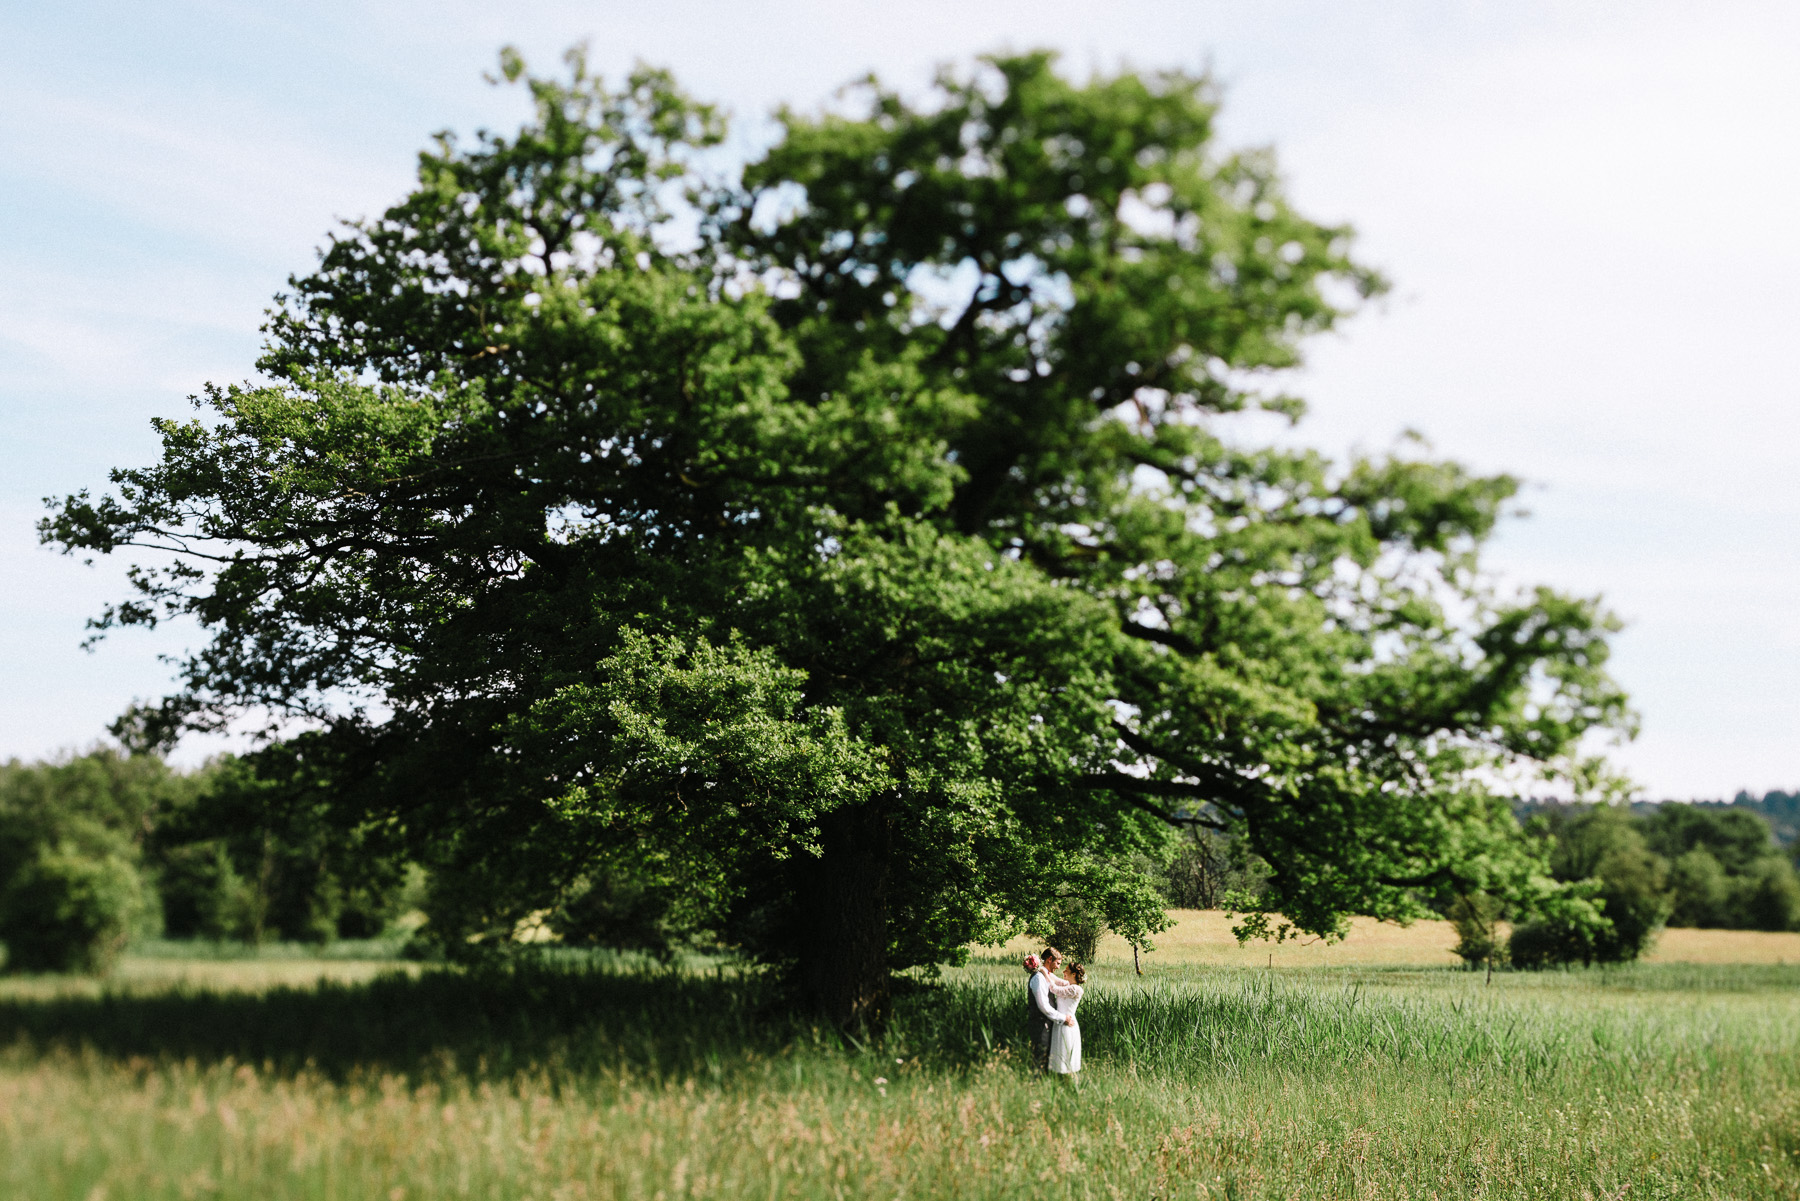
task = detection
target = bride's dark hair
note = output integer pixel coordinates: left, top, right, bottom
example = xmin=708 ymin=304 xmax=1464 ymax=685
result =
xmin=1069 ymin=963 xmax=1087 ymax=985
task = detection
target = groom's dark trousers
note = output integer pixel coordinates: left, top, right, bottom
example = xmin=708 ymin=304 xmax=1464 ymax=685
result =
xmin=1028 ymin=998 xmax=1054 ymax=1072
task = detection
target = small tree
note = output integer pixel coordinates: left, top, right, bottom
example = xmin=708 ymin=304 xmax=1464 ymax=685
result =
xmin=1506 ymin=805 xmax=1672 ymax=968
xmin=155 ymin=840 xmax=265 ymax=941
xmin=1548 ymin=804 xmax=1672 ymax=962
xmin=1028 ymin=897 xmax=1104 ymax=964
xmin=149 ymin=742 xmax=409 ymax=944
xmin=1447 ymin=892 xmax=1506 ymax=970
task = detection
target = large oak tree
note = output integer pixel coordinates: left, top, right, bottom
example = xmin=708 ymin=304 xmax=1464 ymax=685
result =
xmin=45 ymin=49 xmax=1631 ymax=1021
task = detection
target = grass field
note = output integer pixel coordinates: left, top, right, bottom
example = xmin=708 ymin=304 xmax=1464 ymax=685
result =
xmin=0 ymin=918 xmax=1796 ymax=1199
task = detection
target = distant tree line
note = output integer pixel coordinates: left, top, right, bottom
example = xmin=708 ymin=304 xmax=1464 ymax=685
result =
xmin=1524 ymin=797 xmax=1800 ymax=930
xmin=0 ymin=748 xmax=413 ymax=973
xmin=1 ymin=742 xmax=751 ymax=974
xmin=1654 ymin=792 xmax=1799 ymax=854
xmin=1449 ymin=799 xmax=1800 ymax=971
xmin=1165 ymin=797 xmax=1800 ymax=970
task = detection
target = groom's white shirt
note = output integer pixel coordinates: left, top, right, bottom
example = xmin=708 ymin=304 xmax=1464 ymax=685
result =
xmin=1030 ymin=969 xmax=1076 ymax=1021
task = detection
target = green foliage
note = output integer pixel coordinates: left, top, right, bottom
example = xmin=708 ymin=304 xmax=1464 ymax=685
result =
xmin=0 ymin=846 xmax=149 ymax=973
xmin=548 ymin=861 xmax=711 ymax=960
xmin=42 ymin=49 xmax=1634 ymax=1016
xmin=1446 ymin=892 xmax=1506 ymax=969
xmin=1667 ymin=846 xmax=1732 ymax=927
xmin=0 ymin=746 xmax=407 ymax=965
xmin=1641 ymin=803 xmax=1775 ymax=875
xmin=1504 ymin=802 xmax=1699 ymax=969
xmin=1591 ymin=848 xmax=1672 ymax=962
xmin=1512 ymin=801 xmax=1800 ymax=941
xmin=1516 ymin=804 xmax=1671 ymax=966
xmin=1506 ymin=880 xmax=1612 ymax=970
xmin=153 ymin=840 xmax=262 ymax=941
xmin=149 ymin=742 xmax=410 ymax=945
xmin=1642 ymin=802 xmax=1800 ymax=931
xmin=1732 ymin=788 xmax=1800 ymax=847
xmin=0 ymin=750 xmax=188 ymax=868
xmin=0 ymin=751 xmax=181 ymax=973
xmin=1738 ymin=855 xmax=1800 ymax=932
xmin=1026 ymin=895 xmax=1105 ymax=964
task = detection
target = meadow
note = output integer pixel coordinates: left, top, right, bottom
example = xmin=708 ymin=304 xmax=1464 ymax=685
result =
xmin=1 ymin=915 xmax=1797 ymax=1200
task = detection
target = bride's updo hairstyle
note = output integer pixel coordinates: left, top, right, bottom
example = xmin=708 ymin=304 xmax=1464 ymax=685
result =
xmin=1069 ymin=963 xmax=1087 ymax=985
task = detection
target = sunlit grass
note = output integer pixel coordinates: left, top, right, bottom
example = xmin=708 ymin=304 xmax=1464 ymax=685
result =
xmin=5 ymin=1043 xmax=1794 ymax=1201
xmin=0 ymin=939 xmax=1797 ymax=1198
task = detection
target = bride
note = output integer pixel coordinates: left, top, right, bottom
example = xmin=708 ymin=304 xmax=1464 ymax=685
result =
xmin=1048 ymin=962 xmax=1085 ymax=1076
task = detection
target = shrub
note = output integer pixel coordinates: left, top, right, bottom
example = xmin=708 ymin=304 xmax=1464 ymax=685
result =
xmin=1509 ymin=917 xmax=1591 ymax=969
xmin=1508 ymin=884 xmax=1611 ymax=970
xmin=0 ymin=750 xmax=178 ymax=973
xmin=335 ymin=879 xmax=404 ymax=940
xmin=1649 ymin=803 xmax=1795 ymax=930
xmin=549 ymin=863 xmax=710 ymax=961
xmin=1738 ymin=857 xmax=1800 ymax=932
xmin=147 ymin=745 xmax=412 ymax=946
xmin=0 ymin=846 xmax=150 ymax=973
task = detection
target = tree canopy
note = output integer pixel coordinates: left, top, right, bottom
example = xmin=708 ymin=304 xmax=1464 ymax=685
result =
xmin=44 ymin=48 xmax=1632 ymax=1020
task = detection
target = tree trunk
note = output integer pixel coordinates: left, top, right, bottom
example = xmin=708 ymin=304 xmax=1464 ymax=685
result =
xmin=796 ymin=803 xmax=892 ymax=1027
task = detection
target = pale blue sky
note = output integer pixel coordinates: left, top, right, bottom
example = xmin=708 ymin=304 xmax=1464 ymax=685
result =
xmin=3 ymin=1 xmax=1796 ymax=797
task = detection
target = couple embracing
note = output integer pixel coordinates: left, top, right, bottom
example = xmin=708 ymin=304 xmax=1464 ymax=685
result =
xmin=1023 ymin=946 xmax=1085 ymax=1076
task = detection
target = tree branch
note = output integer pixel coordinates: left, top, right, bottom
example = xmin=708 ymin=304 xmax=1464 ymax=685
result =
xmin=1119 ymin=620 xmax=1202 ymax=656
xmin=1072 ymin=773 xmax=1229 ymax=828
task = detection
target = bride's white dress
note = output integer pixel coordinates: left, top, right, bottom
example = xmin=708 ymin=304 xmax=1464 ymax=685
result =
xmin=1048 ymin=983 xmax=1083 ymax=1073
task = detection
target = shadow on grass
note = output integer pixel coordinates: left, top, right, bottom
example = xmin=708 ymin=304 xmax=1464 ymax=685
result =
xmin=0 ymin=961 xmax=1027 ymax=1085
xmin=0 ymin=963 xmax=812 ymax=1083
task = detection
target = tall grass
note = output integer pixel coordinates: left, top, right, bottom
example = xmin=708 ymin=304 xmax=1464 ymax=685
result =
xmin=10 ymin=958 xmax=1784 ymax=1086
xmin=2 ymin=959 xmax=1797 ymax=1198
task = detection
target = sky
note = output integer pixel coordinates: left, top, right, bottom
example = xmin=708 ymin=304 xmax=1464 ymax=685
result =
xmin=2 ymin=1 xmax=1796 ymax=798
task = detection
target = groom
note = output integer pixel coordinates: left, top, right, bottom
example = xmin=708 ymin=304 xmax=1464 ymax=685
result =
xmin=1024 ymin=946 xmax=1075 ymax=1072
